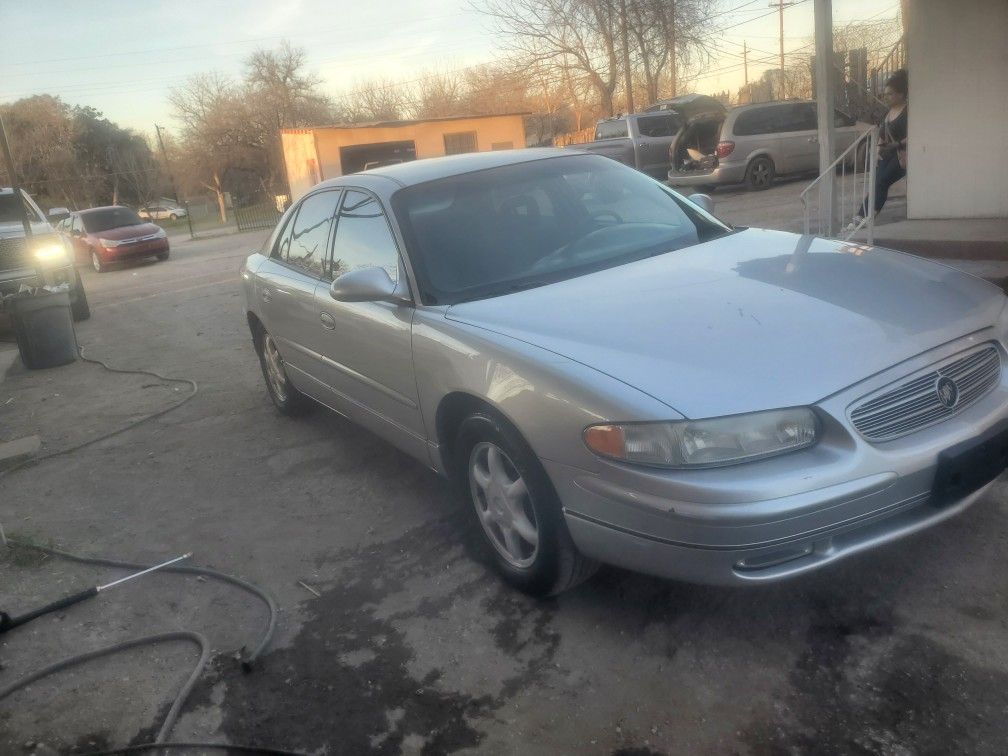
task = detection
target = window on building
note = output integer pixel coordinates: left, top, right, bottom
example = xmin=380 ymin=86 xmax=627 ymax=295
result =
xmin=443 ymin=131 xmax=478 ymax=155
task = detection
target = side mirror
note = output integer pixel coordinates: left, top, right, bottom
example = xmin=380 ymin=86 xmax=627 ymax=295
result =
xmin=330 ymin=266 xmax=402 ymax=303
xmin=687 ymin=193 xmax=714 ymax=214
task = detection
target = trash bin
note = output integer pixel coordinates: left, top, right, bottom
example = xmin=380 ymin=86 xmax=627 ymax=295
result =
xmin=10 ymin=290 xmax=78 ymax=369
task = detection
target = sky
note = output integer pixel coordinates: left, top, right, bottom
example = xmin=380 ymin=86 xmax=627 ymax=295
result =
xmin=0 ymin=0 xmax=899 ymax=139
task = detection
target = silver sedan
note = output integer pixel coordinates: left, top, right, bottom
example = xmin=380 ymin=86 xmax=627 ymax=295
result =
xmin=242 ymin=149 xmax=1008 ymax=595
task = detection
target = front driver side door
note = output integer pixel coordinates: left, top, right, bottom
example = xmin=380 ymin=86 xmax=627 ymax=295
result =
xmin=310 ymin=189 xmax=425 ymax=458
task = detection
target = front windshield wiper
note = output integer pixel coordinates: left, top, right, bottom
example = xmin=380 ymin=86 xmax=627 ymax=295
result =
xmin=452 ymin=279 xmax=552 ymax=305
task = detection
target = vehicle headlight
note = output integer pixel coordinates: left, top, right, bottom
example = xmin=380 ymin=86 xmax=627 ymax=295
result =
xmin=584 ymin=407 xmax=819 ymax=468
xmin=153 ymin=228 xmax=167 ymax=239
xmin=99 ymin=237 xmax=121 ymax=247
xmin=34 ymin=242 xmax=68 ymax=264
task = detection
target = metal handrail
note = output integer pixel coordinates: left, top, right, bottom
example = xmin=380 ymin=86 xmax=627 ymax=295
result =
xmin=800 ymin=126 xmax=878 ymax=243
xmin=870 ymin=35 xmax=905 ymax=96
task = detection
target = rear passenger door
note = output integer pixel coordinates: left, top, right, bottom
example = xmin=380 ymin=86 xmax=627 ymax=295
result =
xmin=311 ymin=189 xmax=425 ymax=455
xmin=255 ymin=189 xmax=341 ymax=383
xmin=634 ymin=114 xmax=680 ymax=178
xmin=775 ymin=103 xmax=819 ymax=174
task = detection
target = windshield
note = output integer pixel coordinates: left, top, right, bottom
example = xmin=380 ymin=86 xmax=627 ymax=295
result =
xmin=0 ymin=192 xmax=44 ymax=224
xmin=81 ymin=207 xmax=144 ymax=233
xmin=392 ymin=154 xmax=731 ymax=305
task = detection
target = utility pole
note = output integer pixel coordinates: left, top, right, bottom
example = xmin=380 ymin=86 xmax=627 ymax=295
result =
xmin=668 ymin=0 xmax=677 ymax=98
xmin=619 ymin=0 xmax=635 ymax=113
xmin=0 ymin=112 xmax=32 ymax=242
xmin=813 ymin=0 xmax=837 ymax=235
xmin=743 ymin=41 xmax=749 ymax=85
xmin=770 ymin=0 xmax=795 ymax=98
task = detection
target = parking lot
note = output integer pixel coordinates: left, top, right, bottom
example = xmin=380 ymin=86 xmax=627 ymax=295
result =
xmin=2 ymin=226 xmax=1008 ymax=755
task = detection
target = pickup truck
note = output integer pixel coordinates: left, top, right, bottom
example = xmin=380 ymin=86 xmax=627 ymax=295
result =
xmin=0 ymin=188 xmax=90 ymax=321
xmin=575 ymin=95 xmax=727 ymax=180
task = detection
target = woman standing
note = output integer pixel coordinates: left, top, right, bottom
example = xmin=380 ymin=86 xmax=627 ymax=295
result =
xmin=852 ymin=69 xmax=908 ymax=226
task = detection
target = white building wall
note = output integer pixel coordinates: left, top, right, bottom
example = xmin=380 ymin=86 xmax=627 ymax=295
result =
xmin=907 ymin=0 xmax=1008 ymax=219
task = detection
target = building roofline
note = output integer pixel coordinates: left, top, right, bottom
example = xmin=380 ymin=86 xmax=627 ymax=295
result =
xmin=282 ymin=112 xmax=532 ymax=133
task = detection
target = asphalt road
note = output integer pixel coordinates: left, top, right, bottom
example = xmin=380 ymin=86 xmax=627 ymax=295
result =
xmin=1 ymin=229 xmax=1007 ymax=755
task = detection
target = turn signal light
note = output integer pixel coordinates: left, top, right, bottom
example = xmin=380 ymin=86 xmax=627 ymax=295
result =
xmin=583 ymin=425 xmax=626 ymax=458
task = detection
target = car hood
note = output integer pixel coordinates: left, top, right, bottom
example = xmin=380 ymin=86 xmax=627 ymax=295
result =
xmin=0 ymin=220 xmax=53 ymax=239
xmin=445 ymin=229 xmax=1006 ymax=418
xmin=90 ymin=222 xmax=162 ymax=240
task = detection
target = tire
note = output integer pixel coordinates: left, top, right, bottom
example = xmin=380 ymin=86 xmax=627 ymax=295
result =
xmin=255 ymin=327 xmax=311 ymax=416
xmin=156 ymin=250 xmax=169 ymax=261
xmin=745 ymin=156 xmax=775 ymax=191
xmin=169 ymin=213 xmax=178 ymax=221
xmin=454 ymin=411 xmax=598 ymax=596
xmin=70 ymin=268 xmax=91 ymax=321
xmin=91 ymin=249 xmax=106 ymax=273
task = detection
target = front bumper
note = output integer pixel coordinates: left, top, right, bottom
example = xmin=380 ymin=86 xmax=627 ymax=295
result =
xmin=99 ymin=238 xmax=169 ymax=261
xmin=667 ymin=161 xmax=746 ymax=187
xmin=548 ymin=338 xmax=1008 ymax=585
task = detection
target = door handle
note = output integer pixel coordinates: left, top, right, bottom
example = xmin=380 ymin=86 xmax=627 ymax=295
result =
xmin=320 ymin=312 xmax=336 ymax=330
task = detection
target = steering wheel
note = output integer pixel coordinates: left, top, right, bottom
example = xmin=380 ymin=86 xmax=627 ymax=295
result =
xmin=590 ymin=210 xmax=623 ymax=224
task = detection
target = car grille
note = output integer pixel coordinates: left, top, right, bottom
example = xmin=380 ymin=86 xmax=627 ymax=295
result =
xmin=0 ymin=235 xmax=30 ymax=272
xmin=850 ymin=345 xmax=1002 ymax=442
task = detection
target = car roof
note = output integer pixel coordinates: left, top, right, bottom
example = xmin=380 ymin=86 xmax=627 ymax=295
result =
xmin=318 ymin=148 xmax=573 ymax=189
xmin=729 ymin=99 xmax=813 ymax=113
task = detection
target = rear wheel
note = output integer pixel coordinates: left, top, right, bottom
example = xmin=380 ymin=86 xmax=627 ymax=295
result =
xmin=70 ymin=268 xmax=91 ymax=321
xmin=91 ymin=250 xmax=106 ymax=273
xmin=255 ymin=328 xmax=311 ymax=416
xmin=455 ymin=412 xmax=598 ymax=596
xmin=745 ymin=156 xmax=775 ymax=190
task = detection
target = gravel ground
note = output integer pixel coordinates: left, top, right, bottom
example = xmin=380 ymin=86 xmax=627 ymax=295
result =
xmin=1 ymin=227 xmax=1007 ymax=755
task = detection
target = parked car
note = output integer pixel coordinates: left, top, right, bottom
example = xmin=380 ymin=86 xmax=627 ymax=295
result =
xmin=0 ymin=188 xmax=90 ymax=320
xmin=577 ymin=95 xmax=726 ymax=179
xmin=138 ymin=204 xmax=187 ymax=221
xmin=60 ymin=206 xmax=169 ymax=272
xmin=667 ymin=100 xmax=872 ymax=190
xmin=243 ymin=149 xmax=1008 ymax=596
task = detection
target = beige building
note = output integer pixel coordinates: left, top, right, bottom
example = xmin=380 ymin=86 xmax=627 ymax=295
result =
xmin=281 ymin=113 xmax=528 ymax=200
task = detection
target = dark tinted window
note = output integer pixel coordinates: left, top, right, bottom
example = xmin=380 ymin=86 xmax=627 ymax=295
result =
xmin=285 ymin=190 xmax=339 ymax=277
xmin=81 ymin=207 xmax=143 ymax=232
xmin=595 ymin=120 xmax=628 ymax=139
xmin=330 ymin=190 xmax=400 ymax=283
xmin=637 ymin=114 xmax=679 ymax=137
xmin=731 ymin=107 xmax=781 ymax=136
xmin=778 ymin=103 xmax=817 ymax=132
xmin=392 ymin=154 xmax=731 ymax=305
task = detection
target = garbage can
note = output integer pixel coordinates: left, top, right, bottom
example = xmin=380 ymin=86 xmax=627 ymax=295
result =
xmin=10 ymin=290 xmax=78 ymax=369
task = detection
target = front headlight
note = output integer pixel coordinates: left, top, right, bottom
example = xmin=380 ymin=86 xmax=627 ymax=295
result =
xmin=153 ymin=227 xmax=167 ymax=239
xmin=99 ymin=237 xmax=121 ymax=247
xmin=34 ymin=242 xmax=68 ymax=264
xmin=584 ymin=407 xmax=819 ymax=468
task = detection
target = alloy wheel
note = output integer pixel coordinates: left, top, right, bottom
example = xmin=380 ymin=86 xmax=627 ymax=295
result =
xmin=262 ymin=333 xmax=289 ymax=402
xmin=752 ymin=161 xmax=770 ymax=187
xmin=468 ymin=442 xmax=539 ymax=568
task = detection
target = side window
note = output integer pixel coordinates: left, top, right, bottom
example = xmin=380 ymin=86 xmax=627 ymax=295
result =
xmin=270 ymin=212 xmax=294 ymax=261
xmin=285 ymin=191 xmax=340 ymax=277
xmin=330 ymin=190 xmax=400 ymax=284
xmin=70 ymin=216 xmax=81 ymax=234
xmin=779 ymin=104 xmax=817 ymax=132
xmin=733 ymin=108 xmax=777 ymax=136
xmin=595 ymin=120 xmax=629 ymax=140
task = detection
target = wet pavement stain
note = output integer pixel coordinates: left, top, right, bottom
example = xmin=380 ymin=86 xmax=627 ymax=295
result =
xmin=179 ymin=512 xmax=563 ymax=754
xmin=740 ymin=600 xmax=1008 ymax=755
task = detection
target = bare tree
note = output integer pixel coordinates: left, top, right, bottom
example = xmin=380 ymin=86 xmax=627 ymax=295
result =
xmin=338 ymin=78 xmax=408 ymax=122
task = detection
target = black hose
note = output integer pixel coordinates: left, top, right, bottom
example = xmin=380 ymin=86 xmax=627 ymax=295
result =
xmin=0 ymin=345 xmax=199 ymax=479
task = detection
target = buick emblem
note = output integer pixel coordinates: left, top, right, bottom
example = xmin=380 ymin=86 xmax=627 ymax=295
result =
xmin=936 ymin=376 xmax=959 ymax=409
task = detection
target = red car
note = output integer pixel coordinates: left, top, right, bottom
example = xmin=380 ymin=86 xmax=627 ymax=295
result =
xmin=59 ymin=206 xmax=169 ymax=272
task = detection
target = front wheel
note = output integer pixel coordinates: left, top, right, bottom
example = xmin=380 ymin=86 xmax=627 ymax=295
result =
xmin=70 ymin=268 xmax=91 ymax=321
xmin=455 ymin=412 xmax=598 ymax=596
xmin=745 ymin=156 xmax=775 ymax=190
xmin=156 ymin=250 xmax=169 ymax=261
xmin=91 ymin=250 xmax=106 ymax=273
xmin=255 ymin=328 xmax=311 ymax=416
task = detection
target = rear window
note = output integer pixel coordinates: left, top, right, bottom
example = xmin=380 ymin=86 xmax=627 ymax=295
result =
xmin=81 ymin=207 xmax=143 ymax=233
xmin=637 ymin=114 xmax=681 ymax=137
xmin=595 ymin=120 xmax=629 ymax=140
